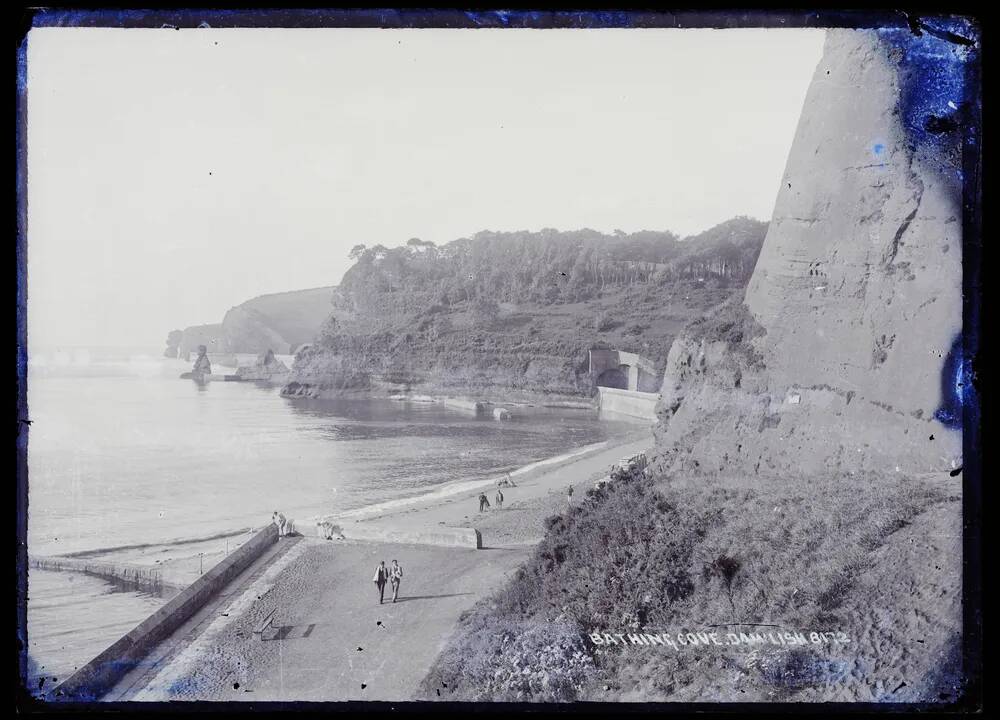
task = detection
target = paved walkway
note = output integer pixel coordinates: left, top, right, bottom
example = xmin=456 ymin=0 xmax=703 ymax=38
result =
xmin=126 ymin=539 xmax=528 ymax=701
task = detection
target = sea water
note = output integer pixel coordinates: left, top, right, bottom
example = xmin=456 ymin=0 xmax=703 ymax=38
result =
xmin=24 ymin=348 xmax=637 ymax=686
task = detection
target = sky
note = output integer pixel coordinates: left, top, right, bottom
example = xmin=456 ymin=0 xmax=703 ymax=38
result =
xmin=25 ymin=27 xmax=825 ymax=350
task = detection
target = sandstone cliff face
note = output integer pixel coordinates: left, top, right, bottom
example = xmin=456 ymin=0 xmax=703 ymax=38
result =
xmin=282 ymin=302 xmax=591 ymax=402
xmin=653 ymin=29 xmax=965 ymax=479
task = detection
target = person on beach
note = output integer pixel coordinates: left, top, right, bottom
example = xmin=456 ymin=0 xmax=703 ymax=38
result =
xmin=495 ymin=489 xmax=504 ymax=509
xmin=478 ymin=493 xmax=491 ymax=512
xmin=272 ymin=511 xmax=288 ymax=537
xmin=373 ymin=560 xmax=390 ymax=604
xmin=389 ymin=559 xmax=403 ymax=603
xmin=496 ymin=473 xmax=517 ymax=488
xmin=567 ymin=485 xmax=574 ymax=504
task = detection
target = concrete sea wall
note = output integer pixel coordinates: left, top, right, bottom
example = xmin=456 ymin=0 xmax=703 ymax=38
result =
xmin=329 ymin=521 xmax=482 ymax=549
xmin=52 ymin=524 xmax=279 ymax=701
xmin=597 ymin=387 xmax=660 ymax=422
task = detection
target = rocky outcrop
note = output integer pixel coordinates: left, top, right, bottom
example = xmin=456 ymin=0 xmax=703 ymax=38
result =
xmin=279 ymin=286 xmax=593 ymax=401
xmin=282 ymin=329 xmax=591 ymax=402
xmin=652 ymin=28 xmax=967 ymax=479
xmin=190 ymin=345 xmax=212 ymax=379
xmin=235 ymin=349 xmax=290 ymax=381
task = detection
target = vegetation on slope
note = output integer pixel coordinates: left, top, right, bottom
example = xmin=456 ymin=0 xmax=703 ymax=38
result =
xmin=421 ymin=462 xmax=960 ymax=702
xmin=286 ymin=219 xmax=768 ymax=398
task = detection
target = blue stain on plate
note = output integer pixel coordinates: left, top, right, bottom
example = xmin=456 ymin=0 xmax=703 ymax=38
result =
xmin=876 ymin=17 xmax=979 ymax=176
xmin=872 ymin=142 xmax=886 ymax=157
xmin=934 ymin=335 xmax=970 ymax=429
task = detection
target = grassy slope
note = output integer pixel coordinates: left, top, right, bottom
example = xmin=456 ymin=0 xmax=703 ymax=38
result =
xmin=421 ymin=297 xmax=964 ymax=702
xmin=421 ymin=464 xmax=961 ymax=702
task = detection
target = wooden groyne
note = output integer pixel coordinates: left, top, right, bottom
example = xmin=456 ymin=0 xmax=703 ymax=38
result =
xmin=29 ymin=556 xmax=186 ymax=597
xmin=48 ymin=524 xmax=280 ymax=702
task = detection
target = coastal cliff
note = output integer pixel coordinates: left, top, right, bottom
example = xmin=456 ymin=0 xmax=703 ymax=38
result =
xmin=281 ymin=290 xmax=597 ymax=402
xmin=173 ymin=286 xmax=335 ymax=358
xmin=424 ymin=26 xmax=976 ymax=703
xmin=281 ymin=220 xmax=768 ymax=402
xmin=651 ymin=27 xmax=965 ymax=478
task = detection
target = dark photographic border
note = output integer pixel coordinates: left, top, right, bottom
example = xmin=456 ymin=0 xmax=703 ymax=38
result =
xmin=14 ymin=7 xmax=983 ymax=714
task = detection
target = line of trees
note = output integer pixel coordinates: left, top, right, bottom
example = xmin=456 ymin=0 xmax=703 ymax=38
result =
xmin=340 ymin=217 xmax=768 ymax=306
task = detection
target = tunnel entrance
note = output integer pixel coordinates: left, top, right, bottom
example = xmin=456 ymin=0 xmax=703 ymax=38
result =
xmin=595 ymin=367 xmax=628 ymax=390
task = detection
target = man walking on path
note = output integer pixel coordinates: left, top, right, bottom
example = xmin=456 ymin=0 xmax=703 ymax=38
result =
xmin=478 ymin=493 xmax=491 ymax=512
xmin=389 ymin=559 xmax=403 ymax=603
xmin=373 ymin=560 xmax=389 ymax=604
xmin=495 ymin=489 xmax=504 ymax=509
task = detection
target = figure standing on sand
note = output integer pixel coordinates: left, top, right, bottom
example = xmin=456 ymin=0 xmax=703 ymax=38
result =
xmin=478 ymin=493 xmax=491 ymax=512
xmin=497 ymin=473 xmax=517 ymax=488
xmin=373 ymin=560 xmax=390 ymax=604
xmin=495 ymin=489 xmax=504 ymax=509
xmin=272 ymin=511 xmax=288 ymax=537
xmin=389 ymin=559 xmax=403 ymax=603
xmin=567 ymin=485 xmax=574 ymax=504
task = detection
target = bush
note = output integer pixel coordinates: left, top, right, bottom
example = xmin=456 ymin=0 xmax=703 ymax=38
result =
xmin=421 ymin=464 xmax=958 ymax=702
xmin=594 ymin=312 xmax=621 ymax=332
xmin=422 ymin=465 xmax=713 ymax=700
xmin=472 ymin=298 xmax=501 ymax=324
xmin=424 ymin=619 xmax=596 ymax=702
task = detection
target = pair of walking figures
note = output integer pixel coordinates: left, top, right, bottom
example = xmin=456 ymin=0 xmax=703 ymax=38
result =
xmin=372 ymin=559 xmax=403 ymax=604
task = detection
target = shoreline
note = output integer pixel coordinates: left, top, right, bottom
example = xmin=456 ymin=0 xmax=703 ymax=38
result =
xmin=29 ymin=425 xmax=649 ymax=574
xmin=108 ymin=430 xmax=654 ymax=701
xmin=323 ymin=430 xmax=647 ymax=525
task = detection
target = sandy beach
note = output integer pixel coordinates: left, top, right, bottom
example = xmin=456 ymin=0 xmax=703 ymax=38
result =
xmin=111 ymin=430 xmax=653 ymax=701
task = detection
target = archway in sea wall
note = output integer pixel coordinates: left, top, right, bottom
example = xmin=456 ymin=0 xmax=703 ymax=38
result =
xmin=595 ymin=367 xmax=628 ymax=390
xmin=589 ymin=348 xmax=659 ymax=393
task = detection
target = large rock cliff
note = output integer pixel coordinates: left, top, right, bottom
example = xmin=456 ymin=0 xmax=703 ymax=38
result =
xmin=652 ymin=28 xmax=967 ymax=479
xmin=280 ymin=289 xmax=598 ymax=402
xmin=173 ymin=287 xmax=335 ymax=358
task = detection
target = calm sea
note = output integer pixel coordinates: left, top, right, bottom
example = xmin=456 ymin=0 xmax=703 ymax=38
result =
xmin=24 ymin=348 xmax=636 ymax=687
